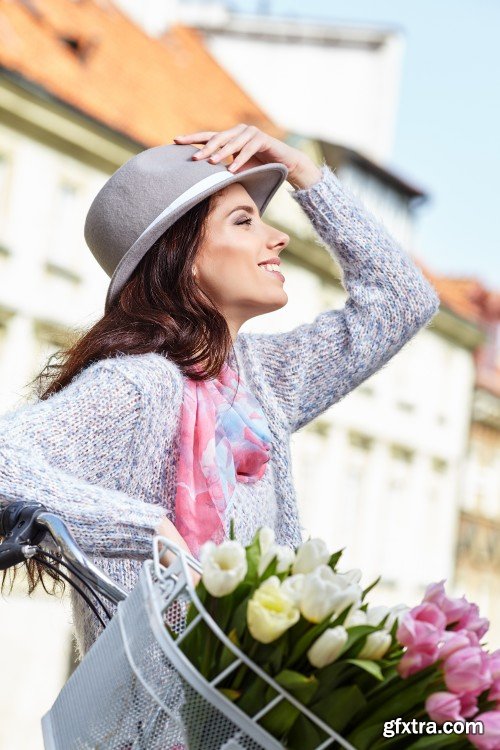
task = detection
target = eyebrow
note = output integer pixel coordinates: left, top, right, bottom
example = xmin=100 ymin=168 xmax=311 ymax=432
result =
xmin=226 ymin=204 xmax=256 ymax=217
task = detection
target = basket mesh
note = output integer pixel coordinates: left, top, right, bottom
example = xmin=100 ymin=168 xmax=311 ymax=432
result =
xmin=41 ymin=563 xmax=273 ymax=750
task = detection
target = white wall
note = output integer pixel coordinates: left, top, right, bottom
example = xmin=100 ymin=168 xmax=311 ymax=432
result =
xmin=244 ymin=183 xmax=474 ymax=619
xmin=0 ymin=122 xmax=116 ymax=750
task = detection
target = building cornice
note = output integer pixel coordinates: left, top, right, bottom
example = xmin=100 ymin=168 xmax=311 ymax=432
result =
xmin=0 ymin=70 xmax=142 ymax=173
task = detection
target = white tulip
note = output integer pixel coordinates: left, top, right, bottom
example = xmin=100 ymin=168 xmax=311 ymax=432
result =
xmin=199 ymin=540 xmax=247 ymax=597
xmin=343 ymin=606 xmax=368 ymax=628
xmin=365 ymin=605 xmax=391 ymax=628
xmin=300 ymin=565 xmax=363 ymax=624
xmin=307 ymin=626 xmax=349 ymax=668
xmin=257 ymin=527 xmax=295 ymax=576
xmin=247 ymin=576 xmax=300 ymax=644
xmin=386 ymin=603 xmax=410 ymax=631
xmin=335 ymin=568 xmax=363 ymax=585
xmin=358 ymin=631 xmax=392 ymax=660
xmin=281 ymin=573 xmax=305 ymax=606
xmin=258 ymin=527 xmax=275 ymax=554
xmin=365 ymin=603 xmax=409 ymax=632
xmin=292 ymin=538 xmax=330 ymax=575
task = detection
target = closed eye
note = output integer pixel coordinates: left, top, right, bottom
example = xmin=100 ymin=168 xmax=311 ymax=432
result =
xmin=236 ymin=217 xmax=253 ymax=226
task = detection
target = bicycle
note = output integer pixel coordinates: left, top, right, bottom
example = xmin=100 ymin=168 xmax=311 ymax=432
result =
xmin=0 ymin=501 xmax=357 ymax=750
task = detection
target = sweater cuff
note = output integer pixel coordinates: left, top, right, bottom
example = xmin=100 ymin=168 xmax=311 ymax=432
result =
xmin=291 ymin=161 xmax=341 ymax=206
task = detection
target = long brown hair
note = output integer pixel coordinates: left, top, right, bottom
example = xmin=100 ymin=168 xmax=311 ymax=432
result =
xmin=1 ymin=189 xmax=239 ymax=598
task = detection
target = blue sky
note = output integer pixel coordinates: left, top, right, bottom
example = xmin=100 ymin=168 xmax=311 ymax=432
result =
xmin=230 ymin=0 xmax=500 ymax=288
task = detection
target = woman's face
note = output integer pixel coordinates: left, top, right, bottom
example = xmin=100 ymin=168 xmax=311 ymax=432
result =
xmin=193 ymin=182 xmax=290 ymax=335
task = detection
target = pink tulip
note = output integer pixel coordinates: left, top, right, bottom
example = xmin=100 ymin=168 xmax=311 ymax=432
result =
xmin=397 ymin=602 xmax=446 ymax=648
xmin=444 ymin=646 xmax=492 ymax=696
xmin=488 ymin=650 xmax=500 ymax=680
xmin=454 ymin=602 xmax=490 ymax=640
xmin=467 ymin=711 xmax=500 ymax=750
xmin=460 ymin=691 xmax=479 ymax=719
xmin=397 ymin=642 xmax=439 ymax=679
xmin=424 ymin=580 xmax=472 ymax=626
xmin=488 ymin=679 xmax=500 ymax=703
xmin=426 ymin=691 xmax=464 ymax=723
xmin=437 ymin=630 xmax=473 ymax=661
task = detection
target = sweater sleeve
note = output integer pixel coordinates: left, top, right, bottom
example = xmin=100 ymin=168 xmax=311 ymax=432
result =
xmin=240 ymin=162 xmax=441 ymax=433
xmin=0 ymin=359 xmax=168 ymax=560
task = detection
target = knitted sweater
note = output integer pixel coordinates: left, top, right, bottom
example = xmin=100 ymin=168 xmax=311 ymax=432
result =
xmin=0 ymin=163 xmax=440 ymax=660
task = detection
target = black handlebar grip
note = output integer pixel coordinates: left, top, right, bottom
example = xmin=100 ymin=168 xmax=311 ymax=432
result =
xmin=0 ymin=541 xmax=26 ymax=570
xmin=0 ymin=501 xmax=48 ymax=570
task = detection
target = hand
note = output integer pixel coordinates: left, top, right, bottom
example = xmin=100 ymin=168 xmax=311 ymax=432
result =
xmin=173 ymin=123 xmax=322 ymax=190
xmin=155 ymin=516 xmax=201 ymax=587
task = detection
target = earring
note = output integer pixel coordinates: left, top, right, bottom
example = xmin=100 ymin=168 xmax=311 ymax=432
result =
xmin=192 ymin=268 xmax=197 ymax=277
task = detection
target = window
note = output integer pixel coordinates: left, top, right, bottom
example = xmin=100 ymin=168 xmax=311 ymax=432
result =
xmin=0 ymin=152 xmax=10 ymax=213
xmin=348 ymin=431 xmax=373 ymax=451
xmin=431 ymin=456 xmax=448 ymax=473
xmin=390 ymin=444 xmax=414 ymax=462
xmin=0 ymin=152 xmax=13 ymax=254
xmin=45 ymin=180 xmax=82 ymax=281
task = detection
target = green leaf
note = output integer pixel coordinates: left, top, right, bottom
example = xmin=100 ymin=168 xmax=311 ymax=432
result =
xmin=407 ymin=733 xmax=472 ymax=749
xmin=337 ymin=624 xmax=379 ymax=656
xmin=260 ymin=670 xmax=319 ymax=737
xmin=259 ymin=554 xmax=278 ymax=582
xmin=362 ymin=575 xmax=382 ymax=601
xmin=284 ymin=713 xmax=327 ymax=750
xmin=328 ymin=547 xmax=345 ymax=570
xmin=284 ymin=616 xmax=333 ymax=668
xmin=344 ymin=658 xmax=384 ymax=682
xmin=314 ymin=662 xmax=356 ymax=699
xmin=219 ymin=688 xmax=241 ymax=702
xmin=346 ymin=667 xmax=439 ymax=749
xmin=228 ymin=517 xmax=236 ymax=541
xmin=311 ymin=684 xmax=367 ymax=733
xmin=235 ymin=675 xmax=270 ymax=717
xmin=218 ymin=628 xmax=240 ymax=674
xmin=245 ymin=529 xmax=261 ymax=583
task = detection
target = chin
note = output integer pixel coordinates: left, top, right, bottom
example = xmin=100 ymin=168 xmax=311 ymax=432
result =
xmin=263 ymin=291 xmax=288 ymax=313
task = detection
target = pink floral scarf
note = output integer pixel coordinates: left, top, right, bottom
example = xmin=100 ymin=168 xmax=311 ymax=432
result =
xmin=174 ymin=361 xmax=272 ymax=558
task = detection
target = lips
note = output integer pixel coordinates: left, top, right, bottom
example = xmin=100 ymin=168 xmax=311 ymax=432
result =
xmin=258 ymin=264 xmax=285 ymax=282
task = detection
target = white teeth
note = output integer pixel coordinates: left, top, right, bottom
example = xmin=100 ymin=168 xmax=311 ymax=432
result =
xmin=259 ymin=263 xmax=281 ymax=273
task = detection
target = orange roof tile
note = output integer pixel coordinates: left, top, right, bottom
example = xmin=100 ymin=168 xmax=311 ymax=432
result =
xmin=0 ymin=0 xmax=285 ymax=146
xmin=427 ymin=272 xmax=500 ymax=398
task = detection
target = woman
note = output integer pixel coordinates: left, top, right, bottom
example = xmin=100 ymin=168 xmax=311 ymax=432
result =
xmin=0 ymin=124 xmax=440 ymax=661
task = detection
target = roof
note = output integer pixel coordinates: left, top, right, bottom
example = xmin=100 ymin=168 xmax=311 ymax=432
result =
xmin=177 ymin=11 xmax=403 ymax=47
xmin=0 ymin=0 xmax=285 ymax=147
xmin=318 ymin=140 xmax=428 ymax=200
xmin=428 ymin=274 xmax=500 ymax=326
xmin=426 ymin=271 xmax=500 ymax=398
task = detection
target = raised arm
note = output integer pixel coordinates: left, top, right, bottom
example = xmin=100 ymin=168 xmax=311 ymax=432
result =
xmin=240 ymin=162 xmax=440 ymax=433
xmin=0 ymin=358 xmax=171 ymax=560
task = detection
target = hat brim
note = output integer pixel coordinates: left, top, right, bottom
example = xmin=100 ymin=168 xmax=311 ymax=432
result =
xmin=104 ymin=161 xmax=288 ymax=314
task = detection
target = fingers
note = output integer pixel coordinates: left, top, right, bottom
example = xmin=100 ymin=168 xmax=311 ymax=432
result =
xmin=174 ymin=124 xmax=262 ymax=163
xmin=228 ymin=133 xmax=265 ymax=172
xmin=194 ymin=124 xmax=248 ymax=161
xmin=209 ymin=127 xmax=260 ymax=165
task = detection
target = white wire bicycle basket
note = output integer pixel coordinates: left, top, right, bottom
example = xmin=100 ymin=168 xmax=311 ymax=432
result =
xmin=41 ymin=537 xmax=358 ymax=750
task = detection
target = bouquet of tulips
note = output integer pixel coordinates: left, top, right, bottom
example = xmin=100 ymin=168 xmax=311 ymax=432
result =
xmin=173 ymin=526 xmax=500 ymax=749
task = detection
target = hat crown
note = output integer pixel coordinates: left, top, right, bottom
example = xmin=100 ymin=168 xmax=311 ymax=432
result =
xmin=84 ymin=144 xmax=228 ymax=277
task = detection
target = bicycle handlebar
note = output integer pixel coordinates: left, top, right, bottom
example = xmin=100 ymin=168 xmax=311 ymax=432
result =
xmin=0 ymin=501 xmax=48 ymax=570
xmin=0 ymin=501 xmax=202 ymax=608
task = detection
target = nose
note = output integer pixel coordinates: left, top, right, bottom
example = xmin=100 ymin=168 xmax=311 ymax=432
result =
xmin=268 ymin=228 xmax=289 ymax=253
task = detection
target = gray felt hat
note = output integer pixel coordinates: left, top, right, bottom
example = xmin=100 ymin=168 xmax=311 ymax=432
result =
xmin=84 ymin=143 xmax=288 ymax=314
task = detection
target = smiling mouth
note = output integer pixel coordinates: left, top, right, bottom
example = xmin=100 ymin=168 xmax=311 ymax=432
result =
xmin=258 ymin=263 xmax=285 ymax=281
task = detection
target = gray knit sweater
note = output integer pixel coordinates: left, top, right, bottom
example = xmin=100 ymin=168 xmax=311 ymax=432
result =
xmin=0 ymin=163 xmax=440 ymax=660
